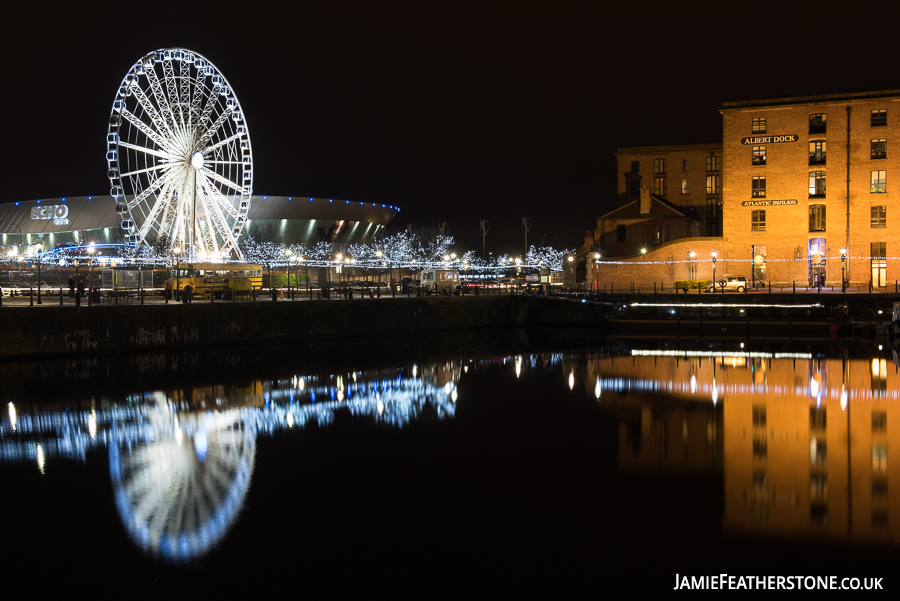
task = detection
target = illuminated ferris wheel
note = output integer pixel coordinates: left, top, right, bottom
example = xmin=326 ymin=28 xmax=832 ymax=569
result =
xmin=106 ymin=48 xmax=252 ymax=259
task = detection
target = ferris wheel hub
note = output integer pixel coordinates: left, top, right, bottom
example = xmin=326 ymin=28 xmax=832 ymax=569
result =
xmin=191 ymin=152 xmax=204 ymax=170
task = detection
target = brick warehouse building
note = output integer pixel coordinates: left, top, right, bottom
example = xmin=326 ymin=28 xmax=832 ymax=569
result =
xmin=722 ymin=89 xmax=899 ymax=288
xmin=573 ymin=88 xmax=899 ymax=290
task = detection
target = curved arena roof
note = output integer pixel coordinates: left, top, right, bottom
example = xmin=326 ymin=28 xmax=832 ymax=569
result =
xmin=0 ymin=195 xmax=399 ymax=236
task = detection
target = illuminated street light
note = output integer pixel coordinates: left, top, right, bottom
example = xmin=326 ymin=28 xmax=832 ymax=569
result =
xmin=840 ymin=248 xmax=847 ymax=293
xmin=711 ymin=251 xmax=718 ymax=294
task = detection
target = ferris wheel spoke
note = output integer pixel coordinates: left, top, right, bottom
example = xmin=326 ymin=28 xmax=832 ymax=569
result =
xmin=118 ymin=140 xmax=177 ymax=161
xmin=128 ymin=85 xmax=176 ymax=143
xmin=190 ymin=76 xmax=205 ymax=132
xmin=126 ymin=168 xmax=178 ymax=210
xmin=179 ymin=58 xmax=191 ymax=117
xmin=198 ymin=198 xmax=222 ymax=256
xmin=196 ymin=107 xmax=234 ymax=148
xmin=119 ymin=109 xmax=171 ymax=154
xmin=144 ymin=63 xmax=179 ymax=133
xmin=120 ymin=164 xmax=169 ymax=178
xmin=139 ymin=177 xmax=177 ymax=240
xmin=162 ymin=58 xmax=183 ymax=127
xmin=197 ymin=171 xmax=238 ymax=220
xmin=195 ymin=83 xmax=221 ymax=137
xmin=202 ymin=132 xmax=243 ymax=155
xmin=171 ymin=176 xmax=190 ymax=245
xmin=204 ymin=194 xmax=240 ymax=252
xmin=200 ymin=167 xmax=246 ymax=195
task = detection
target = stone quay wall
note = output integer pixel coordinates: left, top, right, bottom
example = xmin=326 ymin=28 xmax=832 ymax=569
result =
xmin=0 ymin=296 xmax=605 ymax=359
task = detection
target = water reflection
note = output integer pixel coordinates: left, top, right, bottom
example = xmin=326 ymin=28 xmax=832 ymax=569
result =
xmin=1 ymin=363 xmax=461 ymax=562
xmin=1 ymin=344 xmax=898 ymax=569
xmin=578 ymin=346 xmax=900 ymax=544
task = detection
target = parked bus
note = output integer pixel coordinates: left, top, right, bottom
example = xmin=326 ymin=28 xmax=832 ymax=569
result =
xmin=165 ymin=262 xmax=263 ymax=299
xmin=419 ymin=269 xmax=459 ymax=293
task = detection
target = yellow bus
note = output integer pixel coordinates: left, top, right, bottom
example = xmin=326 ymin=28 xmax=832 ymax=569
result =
xmin=165 ymin=262 xmax=263 ymax=299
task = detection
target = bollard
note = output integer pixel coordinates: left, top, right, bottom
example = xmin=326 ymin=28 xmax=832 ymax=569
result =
xmin=768 ymin=281 xmax=771 ymax=294
xmin=60 ymin=288 xmax=63 ymax=305
xmin=869 ymin=280 xmax=872 ymax=293
xmin=75 ymin=292 xmax=81 ymax=306
xmin=271 ymin=287 xmax=277 ymax=301
xmin=654 ymin=282 xmax=657 ymax=294
xmin=141 ymin=289 xmax=144 ymax=305
xmin=793 ymin=281 xmax=795 ymax=294
xmin=30 ymin=287 xmax=33 ymax=306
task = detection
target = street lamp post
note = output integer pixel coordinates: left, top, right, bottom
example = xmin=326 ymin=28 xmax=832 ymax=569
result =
xmin=87 ymin=244 xmax=95 ymax=306
xmin=173 ymin=246 xmax=181 ymax=301
xmin=711 ymin=251 xmax=718 ymax=294
xmin=285 ymin=248 xmax=293 ymax=299
xmin=593 ymin=253 xmax=600 ymax=291
xmin=35 ymin=242 xmax=44 ymax=304
xmin=689 ymin=251 xmax=696 ymax=281
xmin=840 ymin=248 xmax=847 ymax=293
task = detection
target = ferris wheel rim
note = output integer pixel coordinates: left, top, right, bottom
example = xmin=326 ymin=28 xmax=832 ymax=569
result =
xmin=106 ymin=47 xmax=253 ymax=260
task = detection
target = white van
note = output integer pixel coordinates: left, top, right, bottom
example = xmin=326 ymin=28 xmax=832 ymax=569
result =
xmin=420 ymin=270 xmax=459 ymax=293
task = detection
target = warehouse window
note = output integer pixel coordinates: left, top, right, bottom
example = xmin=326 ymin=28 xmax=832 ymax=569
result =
xmin=654 ymin=158 xmax=666 ymax=174
xmin=752 ymin=210 xmax=766 ymax=231
xmin=809 ymin=141 xmax=826 ymax=165
xmin=809 ymin=113 xmax=827 ymax=134
xmin=752 ymin=146 xmax=766 ymax=165
xmin=654 ymin=176 xmax=667 ymax=196
xmin=809 ymin=171 xmax=826 ymax=197
xmin=706 ymin=156 xmax=719 ymax=172
xmin=707 ymin=175 xmax=720 ymax=195
xmin=752 ymin=117 xmax=766 ymax=133
xmin=682 ymin=158 xmax=690 ymax=172
xmin=871 ymin=109 xmax=887 ymax=127
xmin=871 ymin=139 xmax=887 ymax=159
xmin=682 ymin=179 xmax=691 ymax=194
xmin=871 ymin=170 xmax=887 ymax=193
xmin=871 ymin=206 xmax=886 ymax=228
xmin=752 ymin=176 xmax=766 ymax=198
xmin=809 ymin=204 xmax=826 ymax=232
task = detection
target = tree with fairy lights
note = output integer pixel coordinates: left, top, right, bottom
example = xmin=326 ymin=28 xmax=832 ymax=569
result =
xmin=239 ymin=236 xmax=287 ymax=287
xmin=526 ymin=245 xmax=571 ymax=272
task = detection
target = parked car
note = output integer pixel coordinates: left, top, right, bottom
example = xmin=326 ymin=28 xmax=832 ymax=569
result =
xmin=705 ymin=274 xmax=748 ymax=293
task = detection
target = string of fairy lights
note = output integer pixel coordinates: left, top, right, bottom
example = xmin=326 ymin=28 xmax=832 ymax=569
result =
xmin=15 ymin=234 xmax=574 ymax=272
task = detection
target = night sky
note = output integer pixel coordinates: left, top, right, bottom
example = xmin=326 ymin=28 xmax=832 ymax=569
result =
xmin=4 ymin=1 xmax=898 ymax=254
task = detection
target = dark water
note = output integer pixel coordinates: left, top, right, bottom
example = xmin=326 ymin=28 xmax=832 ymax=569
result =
xmin=2 ymin=332 xmax=898 ymax=595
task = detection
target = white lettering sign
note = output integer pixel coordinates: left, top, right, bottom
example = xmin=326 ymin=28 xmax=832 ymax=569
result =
xmin=30 ymin=205 xmax=69 ymax=225
xmin=740 ymin=134 xmax=798 ymax=145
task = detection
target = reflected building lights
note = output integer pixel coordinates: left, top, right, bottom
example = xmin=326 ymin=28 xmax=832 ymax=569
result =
xmin=569 ymin=372 xmax=575 ymax=390
xmin=8 ymin=403 xmax=15 ymax=432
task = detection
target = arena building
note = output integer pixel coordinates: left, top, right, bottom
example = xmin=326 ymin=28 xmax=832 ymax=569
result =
xmin=571 ymin=88 xmax=899 ymax=290
xmin=0 ymin=195 xmax=399 ymax=256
